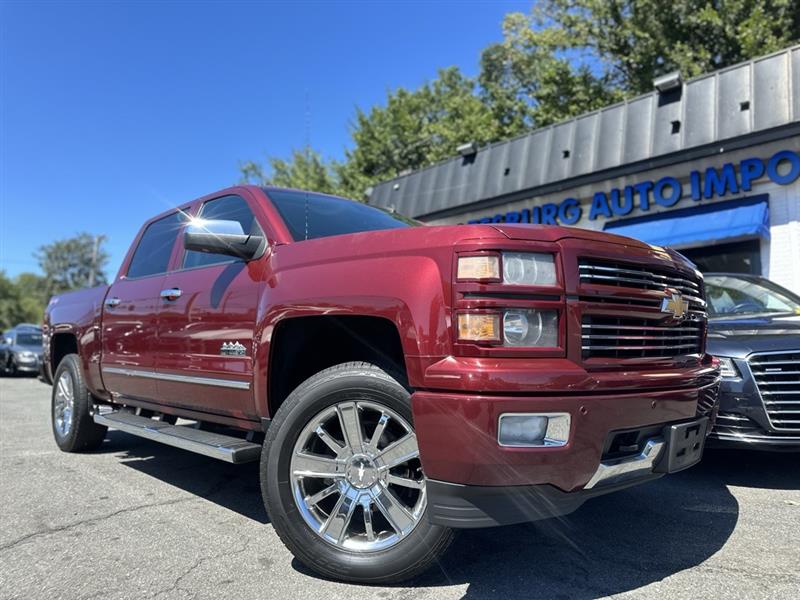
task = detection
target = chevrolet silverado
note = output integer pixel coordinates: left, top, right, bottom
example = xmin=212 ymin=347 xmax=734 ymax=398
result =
xmin=43 ymin=185 xmax=719 ymax=582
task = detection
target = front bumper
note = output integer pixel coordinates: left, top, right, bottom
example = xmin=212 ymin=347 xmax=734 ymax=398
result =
xmin=709 ymin=366 xmax=800 ymax=450
xmin=426 ymin=416 xmax=708 ymax=528
xmin=13 ymin=357 xmax=41 ymax=373
xmin=412 ymin=385 xmax=711 ymax=490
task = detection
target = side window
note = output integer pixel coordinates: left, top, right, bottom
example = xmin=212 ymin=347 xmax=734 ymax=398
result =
xmin=182 ymin=195 xmax=263 ymax=269
xmin=126 ymin=211 xmax=187 ymax=278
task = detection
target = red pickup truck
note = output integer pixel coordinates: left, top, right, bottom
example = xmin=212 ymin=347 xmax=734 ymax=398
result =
xmin=43 ymin=185 xmax=719 ymax=583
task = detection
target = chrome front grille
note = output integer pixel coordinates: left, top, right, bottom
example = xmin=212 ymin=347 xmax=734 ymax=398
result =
xmin=748 ymin=350 xmax=800 ymax=431
xmin=579 ymin=259 xmax=706 ymax=316
xmin=581 ymin=316 xmax=704 ymax=359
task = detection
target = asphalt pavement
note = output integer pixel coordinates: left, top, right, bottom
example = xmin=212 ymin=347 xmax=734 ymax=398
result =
xmin=1 ymin=376 xmax=799 ymax=599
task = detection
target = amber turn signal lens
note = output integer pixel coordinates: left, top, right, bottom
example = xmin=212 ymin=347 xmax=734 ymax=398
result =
xmin=457 ymin=255 xmax=500 ymax=280
xmin=457 ymin=313 xmax=501 ymax=342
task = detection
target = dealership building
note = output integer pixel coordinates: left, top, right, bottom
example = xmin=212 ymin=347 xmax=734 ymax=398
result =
xmin=368 ymin=46 xmax=800 ymax=295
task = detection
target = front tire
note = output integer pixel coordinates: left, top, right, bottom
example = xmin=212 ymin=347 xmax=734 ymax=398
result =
xmin=51 ymin=354 xmax=107 ymax=452
xmin=261 ymin=362 xmax=453 ymax=583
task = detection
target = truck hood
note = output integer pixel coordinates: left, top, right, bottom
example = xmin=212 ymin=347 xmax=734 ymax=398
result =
xmin=707 ymin=314 xmax=800 ymax=358
xmin=490 ymin=224 xmax=655 ymax=249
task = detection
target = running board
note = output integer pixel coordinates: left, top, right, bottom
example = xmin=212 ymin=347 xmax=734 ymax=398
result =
xmin=94 ymin=411 xmax=261 ymax=464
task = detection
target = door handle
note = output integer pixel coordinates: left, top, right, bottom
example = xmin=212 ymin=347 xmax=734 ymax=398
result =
xmin=105 ymin=297 xmax=121 ymax=308
xmin=160 ymin=288 xmax=182 ymax=301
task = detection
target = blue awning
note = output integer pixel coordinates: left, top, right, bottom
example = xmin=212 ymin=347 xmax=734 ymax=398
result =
xmin=604 ymin=195 xmax=770 ymax=247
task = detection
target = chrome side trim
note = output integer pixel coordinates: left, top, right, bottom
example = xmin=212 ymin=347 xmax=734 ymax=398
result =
xmin=584 ymin=437 xmax=665 ymax=490
xmin=103 ymin=366 xmax=250 ymax=390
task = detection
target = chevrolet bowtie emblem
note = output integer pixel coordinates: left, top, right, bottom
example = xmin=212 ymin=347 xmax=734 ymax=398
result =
xmin=661 ymin=290 xmax=688 ymax=321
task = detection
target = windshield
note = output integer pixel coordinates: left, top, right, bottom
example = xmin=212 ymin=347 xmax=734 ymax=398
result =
xmin=16 ymin=332 xmax=42 ymax=346
xmin=705 ymin=275 xmax=800 ymax=318
xmin=264 ymin=188 xmax=418 ymax=241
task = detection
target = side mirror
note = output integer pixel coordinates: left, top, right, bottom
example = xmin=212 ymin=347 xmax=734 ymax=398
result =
xmin=184 ymin=219 xmax=266 ymax=261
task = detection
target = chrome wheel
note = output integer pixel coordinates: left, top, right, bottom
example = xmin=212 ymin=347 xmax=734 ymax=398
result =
xmin=54 ymin=371 xmax=74 ymax=437
xmin=290 ymin=401 xmax=426 ymax=552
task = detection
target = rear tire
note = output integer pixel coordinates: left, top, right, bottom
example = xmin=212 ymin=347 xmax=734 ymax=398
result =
xmin=51 ymin=354 xmax=107 ymax=452
xmin=261 ymin=362 xmax=453 ymax=584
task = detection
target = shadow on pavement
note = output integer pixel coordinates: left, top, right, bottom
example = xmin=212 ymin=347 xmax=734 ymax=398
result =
xmin=700 ymin=447 xmax=800 ymax=490
xmin=408 ymin=449 xmax=798 ymax=598
xmin=102 ymin=430 xmax=269 ymax=524
xmin=96 ymin=431 xmax=797 ymax=598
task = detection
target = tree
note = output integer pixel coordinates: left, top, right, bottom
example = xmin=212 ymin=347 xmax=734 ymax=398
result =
xmin=479 ymin=11 xmax=622 ymax=133
xmin=242 ymin=2 xmax=800 ymax=201
xmin=505 ymin=1 xmax=800 ymax=97
xmin=35 ymin=233 xmax=109 ymax=298
xmin=240 ymin=147 xmax=341 ymax=195
xmin=11 ymin=272 xmax=48 ymax=325
xmin=337 ymin=67 xmax=502 ymax=198
xmin=242 ymin=68 xmax=502 ymax=200
xmin=0 ymin=271 xmax=28 ymax=330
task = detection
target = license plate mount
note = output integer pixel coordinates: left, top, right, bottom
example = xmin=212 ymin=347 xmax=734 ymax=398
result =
xmin=655 ymin=417 xmax=709 ymax=474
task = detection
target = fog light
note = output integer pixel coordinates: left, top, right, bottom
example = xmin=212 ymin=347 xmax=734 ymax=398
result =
xmin=498 ymin=413 xmax=571 ymax=447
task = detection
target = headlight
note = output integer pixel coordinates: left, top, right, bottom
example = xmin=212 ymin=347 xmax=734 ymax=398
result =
xmin=458 ymin=309 xmax=558 ymax=347
xmin=456 ymin=252 xmax=557 ymax=286
xmin=501 ymin=252 xmax=556 ymax=286
xmin=717 ymin=357 xmax=739 ymax=378
xmin=18 ymin=351 xmax=35 ymax=361
xmin=503 ymin=310 xmax=558 ymax=347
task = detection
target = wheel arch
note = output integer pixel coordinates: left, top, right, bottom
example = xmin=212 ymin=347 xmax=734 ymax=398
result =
xmin=265 ymin=314 xmax=410 ymax=418
xmin=50 ymin=331 xmax=79 ymax=373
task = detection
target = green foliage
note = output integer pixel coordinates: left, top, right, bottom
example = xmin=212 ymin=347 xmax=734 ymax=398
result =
xmin=0 ymin=271 xmax=28 ymax=330
xmin=337 ymin=67 xmax=503 ymax=198
xmin=35 ymin=233 xmax=109 ymax=299
xmin=525 ymin=0 xmax=800 ymax=95
xmin=1 ymin=235 xmax=109 ymax=329
xmin=0 ymin=271 xmax=45 ymax=329
xmin=479 ymin=11 xmax=622 ymax=134
xmin=240 ymin=147 xmax=341 ymax=195
xmin=14 ymin=272 xmax=48 ymax=326
xmin=242 ymin=2 xmax=800 ymax=199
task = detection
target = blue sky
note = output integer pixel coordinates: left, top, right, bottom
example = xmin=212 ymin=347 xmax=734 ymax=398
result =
xmin=0 ymin=0 xmax=530 ymax=279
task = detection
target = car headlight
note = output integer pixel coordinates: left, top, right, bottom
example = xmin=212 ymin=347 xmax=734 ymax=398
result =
xmin=18 ymin=351 xmax=35 ymax=361
xmin=458 ymin=309 xmax=558 ymax=347
xmin=501 ymin=252 xmax=556 ymax=286
xmin=457 ymin=253 xmax=557 ymax=286
xmin=502 ymin=310 xmax=558 ymax=347
xmin=717 ymin=357 xmax=739 ymax=379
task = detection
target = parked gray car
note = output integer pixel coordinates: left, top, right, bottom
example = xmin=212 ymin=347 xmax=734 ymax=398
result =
xmin=0 ymin=324 xmax=44 ymax=376
xmin=706 ymin=274 xmax=800 ymax=450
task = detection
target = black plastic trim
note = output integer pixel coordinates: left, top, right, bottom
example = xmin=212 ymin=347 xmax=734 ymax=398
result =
xmin=425 ymin=475 xmax=662 ymax=529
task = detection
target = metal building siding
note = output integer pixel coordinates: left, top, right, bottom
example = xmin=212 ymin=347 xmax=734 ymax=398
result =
xmin=572 ymin=114 xmax=598 ymax=176
xmin=370 ymin=45 xmax=800 ymax=218
xmin=793 ymin=48 xmax=800 ymax=120
xmin=717 ymin=65 xmax=751 ymax=140
xmin=754 ymin=52 xmax=790 ymax=130
xmin=595 ymin=105 xmax=625 ymax=170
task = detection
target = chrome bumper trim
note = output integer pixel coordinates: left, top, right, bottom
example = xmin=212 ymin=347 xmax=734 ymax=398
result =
xmin=584 ymin=437 xmax=665 ymax=490
xmin=102 ymin=366 xmax=250 ymax=390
